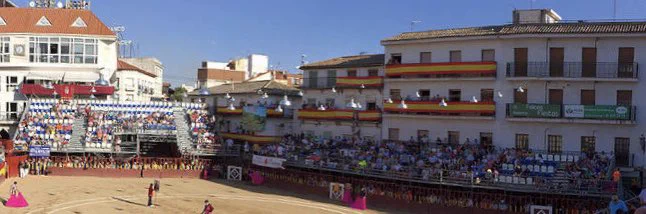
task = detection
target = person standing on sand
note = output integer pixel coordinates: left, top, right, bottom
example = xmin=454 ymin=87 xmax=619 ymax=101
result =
xmin=147 ymin=183 xmax=154 ymax=207
xmin=10 ymin=181 xmax=18 ymax=196
xmin=202 ymin=200 xmax=214 ymax=214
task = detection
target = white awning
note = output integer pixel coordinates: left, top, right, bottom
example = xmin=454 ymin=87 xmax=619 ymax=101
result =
xmin=26 ymin=72 xmax=65 ymax=81
xmin=63 ymin=71 xmax=100 ymax=83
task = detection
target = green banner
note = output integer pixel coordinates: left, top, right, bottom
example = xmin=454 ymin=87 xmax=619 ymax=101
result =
xmin=564 ymin=105 xmax=631 ymax=120
xmin=509 ymin=103 xmax=561 ymax=118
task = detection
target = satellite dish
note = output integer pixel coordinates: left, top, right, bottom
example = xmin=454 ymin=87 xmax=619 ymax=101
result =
xmin=57 ymin=1 xmax=64 ymax=8
xmin=29 ymin=1 xmax=36 ymax=7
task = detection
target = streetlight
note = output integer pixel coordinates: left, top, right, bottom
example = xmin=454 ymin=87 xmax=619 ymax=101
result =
xmin=331 ymin=87 xmax=337 ymax=93
xmin=279 ymin=95 xmax=292 ymax=107
xmin=227 ymin=102 xmax=236 ymax=111
xmin=517 ymin=86 xmax=525 ymax=93
xmin=470 ymin=96 xmax=479 ymax=103
xmin=398 ymin=100 xmax=408 ymax=109
xmin=386 ymin=98 xmax=394 ymax=104
xmin=275 ymin=105 xmax=283 ymax=113
xmin=439 ymin=99 xmax=448 ymax=107
xmin=317 ymin=105 xmax=326 ymax=111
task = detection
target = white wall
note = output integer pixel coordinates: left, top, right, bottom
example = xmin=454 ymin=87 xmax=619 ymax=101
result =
xmin=383 ymin=35 xmax=646 ymax=167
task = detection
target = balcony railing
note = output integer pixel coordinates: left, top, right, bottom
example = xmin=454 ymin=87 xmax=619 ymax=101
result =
xmin=384 ymin=100 xmax=495 ymax=116
xmin=385 ymin=61 xmax=497 ymax=78
xmin=0 ymin=111 xmax=20 ymax=121
xmin=297 ymin=109 xmax=381 ymax=121
xmin=506 ymin=62 xmax=638 ymax=79
xmin=21 ymin=84 xmax=115 ymax=97
xmin=506 ymin=103 xmax=636 ymax=121
xmin=300 ymin=76 xmax=383 ymax=89
xmin=216 ymin=106 xmax=293 ymax=118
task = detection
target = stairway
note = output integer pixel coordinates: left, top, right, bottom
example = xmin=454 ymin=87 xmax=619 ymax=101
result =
xmin=66 ymin=117 xmax=87 ymax=152
xmin=173 ymin=108 xmax=193 ymax=154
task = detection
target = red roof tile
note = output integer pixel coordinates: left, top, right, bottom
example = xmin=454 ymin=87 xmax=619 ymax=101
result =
xmin=0 ymin=8 xmax=114 ymax=36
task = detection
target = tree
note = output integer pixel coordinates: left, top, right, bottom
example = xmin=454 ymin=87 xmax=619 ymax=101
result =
xmin=170 ymin=87 xmax=188 ymax=101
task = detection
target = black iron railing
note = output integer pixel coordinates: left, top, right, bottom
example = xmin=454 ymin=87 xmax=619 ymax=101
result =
xmin=506 ymin=62 xmax=638 ymax=79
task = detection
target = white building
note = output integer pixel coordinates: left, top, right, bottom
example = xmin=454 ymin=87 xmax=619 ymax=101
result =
xmin=188 ymin=80 xmax=301 ymax=144
xmin=113 ymin=59 xmax=161 ymax=102
xmin=380 ymin=9 xmax=646 ymax=167
xmin=117 ymin=57 xmax=164 ymax=100
xmin=0 ymin=7 xmax=117 ymax=133
xmin=299 ymin=54 xmax=384 ymax=141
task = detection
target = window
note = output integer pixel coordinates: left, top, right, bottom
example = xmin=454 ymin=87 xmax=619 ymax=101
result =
xmin=389 ymin=53 xmax=401 ymax=64
xmin=326 ymin=70 xmax=336 ymax=87
xmin=126 ymin=94 xmax=134 ymax=101
xmin=71 ymin=17 xmax=87 ymax=27
xmin=36 ymin=16 xmax=51 ymax=26
xmin=580 ymin=90 xmax=595 ymax=105
xmin=514 ymin=88 xmax=527 ymax=104
xmin=614 ymin=138 xmax=630 ymax=167
xmin=5 ymin=102 xmax=17 ymax=120
xmin=388 ymin=128 xmax=400 ymax=141
xmin=306 ymin=98 xmax=316 ymax=107
xmin=368 ymin=69 xmax=379 ymax=77
xmin=448 ymin=89 xmax=461 ymax=102
xmin=29 ymin=37 xmax=97 ymax=64
xmin=0 ymin=37 xmax=8 ymax=62
xmin=618 ymin=47 xmax=635 ymax=77
xmin=346 ymin=70 xmax=357 ymax=77
xmin=480 ymin=132 xmax=493 ymax=147
xmin=449 ymin=50 xmax=461 ymax=62
xmin=448 ymin=131 xmax=459 ymax=144
xmin=5 ymin=76 xmax=17 ymax=92
xmin=581 ymin=136 xmax=596 ymax=155
xmin=420 ymin=52 xmax=432 ymax=63
xmin=617 ymin=90 xmax=632 ymax=106
xmin=125 ymin=78 xmax=135 ymax=91
xmin=515 ymin=134 xmax=529 ymax=150
xmin=390 ymin=89 xmax=401 ymax=100
xmin=481 ymin=49 xmax=495 ymax=61
xmin=325 ymin=98 xmax=335 ymax=108
xmin=547 ymin=135 xmax=563 ymax=154
xmin=514 ymin=48 xmax=528 ymax=76
xmin=367 ymin=102 xmax=376 ymax=110
xmin=418 ymin=89 xmax=430 ymax=101
xmin=548 ymin=89 xmax=563 ymax=105
xmin=417 ymin=130 xmax=429 ymax=141
xmin=480 ymin=89 xmax=494 ymax=102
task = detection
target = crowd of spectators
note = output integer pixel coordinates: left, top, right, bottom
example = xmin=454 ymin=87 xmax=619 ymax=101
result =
xmin=15 ymin=100 xmax=76 ymax=150
xmin=252 ymin=134 xmax=616 ymax=193
xmin=42 ymin=155 xmax=210 ymax=171
xmin=187 ymin=108 xmax=215 ymax=152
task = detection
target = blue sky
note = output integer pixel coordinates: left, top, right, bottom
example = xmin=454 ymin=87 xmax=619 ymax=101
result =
xmin=12 ymin=0 xmax=646 ymax=87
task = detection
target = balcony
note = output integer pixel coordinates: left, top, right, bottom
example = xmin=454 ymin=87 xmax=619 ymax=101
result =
xmin=21 ymin=84 xmax=115 ymax=98
xmin=506 ymin=103 xmax=636 ymax=124
xmin=220 ymin=132 xmax=281 ymax=144
xmin=385 ymin=61 xmax=497 ymax=80
xmin=300 ymin=76 xmax=383 ymax=89
xmin=0 ymin=111 xmax=20 ymax=124
xmin=216 ymin=107 xmax=292 ymax=118
xmin=384 ymin=100 xmax=495 ymax=120
xmin=297 ymin=109 xmax=381 ymax=121
xmin=506 ymin=62 xmax=638 ymax=81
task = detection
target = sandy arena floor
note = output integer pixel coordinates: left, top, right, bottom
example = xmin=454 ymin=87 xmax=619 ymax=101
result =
xmin=0 ymin=176 xmax=379 ymax=214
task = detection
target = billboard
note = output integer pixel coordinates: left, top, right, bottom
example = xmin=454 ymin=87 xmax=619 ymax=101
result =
xmin=508 ymin=104 xmax=561 ymax=118
xmin=564 ymin=105 xmax=630 ymax=120
xmin=241 ymin=106 xmax=267 ymax=131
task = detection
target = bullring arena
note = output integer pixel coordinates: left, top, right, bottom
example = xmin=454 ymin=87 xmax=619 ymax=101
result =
xmin=0 ymin=176 xmax=374 ymax=214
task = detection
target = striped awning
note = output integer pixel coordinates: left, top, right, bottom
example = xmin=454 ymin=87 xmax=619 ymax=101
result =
xmin=26 ymin=72 xmax=65 ymax=81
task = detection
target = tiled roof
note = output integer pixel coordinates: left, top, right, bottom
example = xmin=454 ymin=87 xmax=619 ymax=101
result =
xmin=0 ymin=8 xmax=114 ymax=36
xmin=300 ymin=54 xmax=384 ymax=70
xmin=117 ymin=60 xmax=157 ymax=78
xmin=190 ymin=80 xmax=300 ymax=96
xmin=382 ymin=22 xmax=646 ymax=42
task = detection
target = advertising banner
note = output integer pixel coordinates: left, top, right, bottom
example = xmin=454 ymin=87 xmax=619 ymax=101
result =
xmin=564 ymin=105 xmax=630 ymax=120
xmin=252 ymin=155 xmax=286 ymax=169
xmin=509 ymin=104 xmax=561 ymax=118
xmin=29 ymin=145 xmax=51 ymax=157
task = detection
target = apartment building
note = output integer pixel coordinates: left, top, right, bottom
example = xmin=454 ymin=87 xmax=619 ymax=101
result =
xmin=299 ymin=54 xmax=384 ymax=141
xmin=113 ymin=59 xmax=161 ymax=102
xmin=0 ymin=7 xmax=117 ymax=133
xmin=381 ymin=9 xmax=645 ymax=167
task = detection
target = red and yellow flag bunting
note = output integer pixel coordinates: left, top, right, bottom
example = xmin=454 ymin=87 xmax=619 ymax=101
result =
xmin=335 ymin=76 xmax=383 ymax=87
xmin=220 ymin=133 xmax=281 ymax=144
xmin=298 ymin=109 xmax=381 ymax=121
xmin=384 ymin=101 xmax=495 ymax=113
xmin=385 ymin=61 xmax=496 ymax=77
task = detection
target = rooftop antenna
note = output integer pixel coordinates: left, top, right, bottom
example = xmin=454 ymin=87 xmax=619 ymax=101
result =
xmin=410 ymin=20 xmax=422 ymax=32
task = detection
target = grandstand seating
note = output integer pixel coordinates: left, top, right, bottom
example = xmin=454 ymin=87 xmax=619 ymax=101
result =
xmin=14 ymin=98 xmax=215 ymax=155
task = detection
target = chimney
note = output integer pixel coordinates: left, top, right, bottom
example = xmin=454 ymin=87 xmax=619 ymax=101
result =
xmin=513 ymin=9 xmax=562 ymax=24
